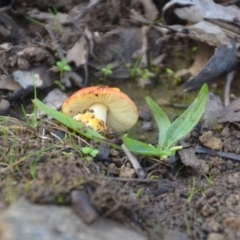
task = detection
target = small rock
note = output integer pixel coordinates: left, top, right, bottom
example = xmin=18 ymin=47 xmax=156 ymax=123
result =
xmin=139 ymin=110 xmax=152 ymax=121
xmin=119 ymin=165 xmax=136 ymax=178
xmin=0 ymin=99 xmax=10 ymax=116
xmin=205 ymin=188 xmax=215 ymax=198
xmin=38 ymin=88 xmax=68 ymax=116
xmin=228 ymin=172 xmax=240 ymax=186
xmin=17 ymin=58 xmax=30 ymax=70
xmin=201 ymin=204 xmax=216 ymax=217
xmin=164 ymin=230 xmax=190 ymax=240
xmin=225 ymin=160 xmax=233 ymax=170
xmin=108 ymin=163 xmax=120 ymax=175
xmin=13 ymin=66 xmax=53 ymax=90
xmin=50 ymin=130 xmax=66 ymax=140
xmin=225 ymin=216 xmax=240 ymax=229
xmin=0 ymin=75 xmax=21 ymax=91
xmin=207 ymin=219 xmax=221 ymax=232
xmin=221 ymin=127 xmax=230 ymax=138
xmin=157 ymin=98 xmax=170 ymax=106
xmin=199 ymin=159 xmax=209 ymax=173
xmin=71 ymin=190 xmax=98 ymax=224
xmin=139 ymin=135 xmax=146 ymax=141
xmin=141 ymin=121 xmax=154 ymax=131
xmin=207 ymin=233 xmax=224 ymax=240
xmin=208 ymin=196 xmax=218 ymax=206
xmin=203 ymin=92 xmax=224 ymax=129
xmin=210 ymin=168 xmax=221 ymax=177
xmin=225 ymin=194 xmax=238 ymax=207
xmin=199 ymin=131 xmax=223 ymax=150
xmin=43 ymin=88 xmax=68 ymax=110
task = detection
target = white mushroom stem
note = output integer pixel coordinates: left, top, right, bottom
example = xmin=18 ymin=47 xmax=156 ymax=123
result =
xmin=88 ymin=103 xmax=108 ymax=125
xmin=73 ymin=103 xmax=109 ymax=132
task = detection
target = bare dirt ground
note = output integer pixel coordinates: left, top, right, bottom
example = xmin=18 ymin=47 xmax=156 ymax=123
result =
xmin=1 ymin=1 xmax=240 ymax=240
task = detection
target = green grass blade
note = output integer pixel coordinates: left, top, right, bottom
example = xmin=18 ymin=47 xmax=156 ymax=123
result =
xmin=146 ymin=96 xmax=171 ymax=145
xmin=163 ymin=83 xmax=208 ymax=149
xmin=33 ymin=99 xmax=105 ymax=140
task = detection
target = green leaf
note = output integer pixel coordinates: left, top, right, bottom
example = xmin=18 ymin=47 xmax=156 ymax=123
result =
xmin=166 ymin=68 xmax=174 ymax=75
xmin=163 ymin=83 xmax=209 ymax=149
xmin=145 ymin=97 xmax=171 ymax=145
xmin=123 ymin=135 xmax=160 ymax=157
xmin=81 ymin=147 xmax=92 ymax=154
xmin=33 ymin=99 xmax=105 ymax=141
xmin=86 ymin=156 xmax=93 ymax=161
xmin=63 ymin=65 xmax=72 ymax=71
xmin=56 ymin=61 xmax=64 ymax=68
xmin=90 ymin=149 xmax=99 ymax=157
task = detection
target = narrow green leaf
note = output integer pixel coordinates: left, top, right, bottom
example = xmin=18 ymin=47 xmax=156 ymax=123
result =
xmin=123 ymin=135 xmax=160 ymax=157
xmin=146 ymin=96 xmax=171 ymax=145
xmin=163 ymin=83 xmax=208 ymax=149
xmin=33 ymin=99 xmax=105 ymax=140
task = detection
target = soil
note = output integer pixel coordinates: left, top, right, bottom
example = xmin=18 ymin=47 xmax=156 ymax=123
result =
xmin=0 ymin=1 xmax=240 ymax=240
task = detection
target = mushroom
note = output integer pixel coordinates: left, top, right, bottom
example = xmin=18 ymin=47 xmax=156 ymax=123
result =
xmin=62 ymin=86 xmax=139 ymax=133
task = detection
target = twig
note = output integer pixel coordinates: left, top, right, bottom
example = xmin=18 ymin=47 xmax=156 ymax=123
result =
xmin=45 ymin=24 xmax=64 ymax=59
xmin=67 ymin=15 xmax=83 ymax=34
xmin=224 ymin=70 xmax=235 ymax=106
xmin=74 ymin=0 xmax=103 ymax=21
xmin=121 ymin=143 xmax=146 ymax=179
xmin=195 ymin=146 xmax=240 ymax=162
xmin=106 ymin=177 xmax=160 ymax=182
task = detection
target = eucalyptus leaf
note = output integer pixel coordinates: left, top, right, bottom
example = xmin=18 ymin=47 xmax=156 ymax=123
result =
xmin=163 ymin=83 xmax=208 ymax=149
xmin=146 ymin=96 xmax=171 ymax=145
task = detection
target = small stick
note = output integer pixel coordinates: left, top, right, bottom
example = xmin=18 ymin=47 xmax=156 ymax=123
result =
xmin=45 ymin=24 xmax=64 ymax=59
xmin=106 ymin=177 xmax=159 ymax=182
xmin=224 ymin=70 xmax=235 ymax=106
xmin=67 ymin=15 xmax=83 ymax=34
xmin=121 ymin=143 xmax=146 ymax=179
xmin=195 ymin=146 xmax=240 ymax=162
xmin=74 ymin=0 xmax=102 ymax=21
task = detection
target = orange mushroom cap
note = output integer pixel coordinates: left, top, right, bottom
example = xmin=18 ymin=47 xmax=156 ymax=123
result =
xmin=62 ymin=86 xmax=139 ymax=132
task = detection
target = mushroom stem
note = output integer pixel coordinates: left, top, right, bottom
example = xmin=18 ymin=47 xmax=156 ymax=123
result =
xmin=88 ymin=103 xmax=108 ymax=125
xmin=73 ymin=103 xmax=108 ymax=132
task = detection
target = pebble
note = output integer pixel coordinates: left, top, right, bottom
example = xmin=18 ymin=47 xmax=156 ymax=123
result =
xmin=205 ymin=188 xmax=215 ymax=198
xmin=221 ymin=127 xmax=230 ymax=138
xmin=225 ymin=160 xmax=233 ymax=170
xmin=164 ymin=230 xmax=190 ymax=240
xmin=208 ymin=219 xmax=221 ymax=232
xmin=210 ymin=168 xmax=221 ymax=177
xmin=108 ymin=163 xmax=120 ymax=175
xmin=119 ymin=165 xmax=136 ymax=178
xmin=199 ymin=131 xmax=223 ymax=150
xmin=201 ymin=204 xmax=216 ymax=217
xmin=139 ymin=110 xmax=152 ymax=121
xmin=141 ymin=121 xmax=154 ymax=131
xmin=0 ymin=99 xmax=10 ymax=115
xmin=17 ymin=58 xmax=30 ymax=70
xmin=225 ymin=216 xmax=240 ymax=229
xmin=207 ymin=233 xmax=224 ymax=240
